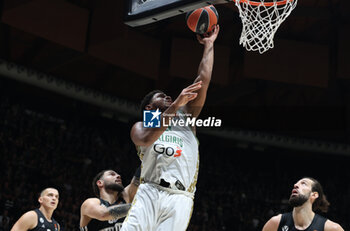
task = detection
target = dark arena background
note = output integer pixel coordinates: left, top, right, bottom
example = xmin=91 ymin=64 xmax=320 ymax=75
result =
xmin=0 ymin=0 xmax=350 ymax=230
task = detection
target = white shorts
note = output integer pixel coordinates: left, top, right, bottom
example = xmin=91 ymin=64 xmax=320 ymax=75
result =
xmin=121 ymin=183 xmax=194 ymax=231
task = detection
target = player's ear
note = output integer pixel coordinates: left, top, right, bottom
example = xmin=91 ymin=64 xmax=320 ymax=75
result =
xmin=311 ymin=191 xmax=319 ymax=201
xmin=145 ymin=104 xmax=152 ymax=110
xmin=97 ymin=179 xmax=104 ymax=188
xmin=38 ymin=196 xmax=43 ymax=204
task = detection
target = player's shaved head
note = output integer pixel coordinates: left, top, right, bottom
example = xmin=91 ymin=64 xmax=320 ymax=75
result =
xmin=38 ymin=187 xmax=59 ymax=210
xmin=40 ymin=187 xmax=59 ymax=197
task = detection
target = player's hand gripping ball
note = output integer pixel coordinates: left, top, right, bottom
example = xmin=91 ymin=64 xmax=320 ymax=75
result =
xmin=186 ymin=5 xmax=219 ymax=35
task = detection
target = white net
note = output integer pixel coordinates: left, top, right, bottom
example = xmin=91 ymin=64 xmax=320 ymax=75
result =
xmin=234 ymin=0 xmax=298 ymax=54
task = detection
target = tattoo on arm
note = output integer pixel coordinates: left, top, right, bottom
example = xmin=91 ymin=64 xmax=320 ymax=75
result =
xmin=108 ymin=203 xmax=131 ymax=220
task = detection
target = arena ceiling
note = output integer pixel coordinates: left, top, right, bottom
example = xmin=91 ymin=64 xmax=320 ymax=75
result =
xmin=0 ymin=0 xmax=349 ymax=142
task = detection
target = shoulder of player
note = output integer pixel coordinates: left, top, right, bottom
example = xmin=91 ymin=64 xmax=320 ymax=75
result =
xmin=131 ymin=121 xmax=160 ymax=147
xmin=24 ymin=210 xmax=38 ymax=217
xmin=130 ymin=122 xmax=144 ymax=138
xmin=262 ymin=214 xmax=282 ymax=231
xmin=81 ymin=198 xmax=101 ymax=210
xmin=21 ymin=210 xmax=38 ymax=222
xmin=23 ymin=210 xmax=38 ymax=220
xmin=13 ymin=210 xmax=38 ymax=230
xmin=324 ymin=220 xmax=344 ymax=231
xmin=132 ymin=121 xmax=143 ymax=128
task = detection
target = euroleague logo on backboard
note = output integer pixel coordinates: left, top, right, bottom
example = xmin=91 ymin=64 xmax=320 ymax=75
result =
xmin=143 ymin=109 xmax=221 ymax=128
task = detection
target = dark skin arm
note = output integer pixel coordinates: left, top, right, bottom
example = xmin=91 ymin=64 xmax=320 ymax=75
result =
xmin=184 ymin=24 xmax=220 ymax=118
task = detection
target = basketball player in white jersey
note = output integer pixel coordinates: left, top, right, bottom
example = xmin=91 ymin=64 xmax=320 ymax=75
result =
xmin=120 ymin=25 xmax=219 ymax=231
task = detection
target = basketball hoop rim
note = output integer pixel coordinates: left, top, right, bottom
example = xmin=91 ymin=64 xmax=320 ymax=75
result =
xmin=233 ymin=0 xmax=294 ymax=7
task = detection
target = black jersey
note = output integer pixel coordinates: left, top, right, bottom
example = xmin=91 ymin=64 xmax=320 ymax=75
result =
xmin=80 ymin=198 xmax=126 ymax=231
xmin=278 ymin=212 xmax=327 ymax=231
xmin=30 ymin=209 xmax=59 ymax=231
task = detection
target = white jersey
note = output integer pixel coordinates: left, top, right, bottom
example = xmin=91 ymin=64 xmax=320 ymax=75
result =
xmin=138 ymin=111 xmax=199 ymax=194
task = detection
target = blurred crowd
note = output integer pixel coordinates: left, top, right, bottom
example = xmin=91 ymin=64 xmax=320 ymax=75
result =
xmin=0 ymin=95 xmax=349 ymax=231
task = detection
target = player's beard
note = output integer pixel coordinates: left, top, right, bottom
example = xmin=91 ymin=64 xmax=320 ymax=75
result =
xmin=289 ymin=192 xmax=310 ymax=207
xmin=153 ymin=100 xmax=169 ymax=112
xmin=105 ymin=182 xmax=124 ymax=193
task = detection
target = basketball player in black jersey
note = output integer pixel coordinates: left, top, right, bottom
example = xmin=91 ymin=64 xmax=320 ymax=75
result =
xmin=11 ymin=188 xmax=60 ymax=231
xmin=262 ymin=177 xmax=344 ymax=231
xmin=80 ymin=168 xmax=140 ymax=231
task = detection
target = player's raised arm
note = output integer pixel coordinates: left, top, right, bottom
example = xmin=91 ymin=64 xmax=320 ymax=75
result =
xmin=122 ymin=166 xmax=141 ymax=203
xmin=11 ymin=211 xmax=37 ymax=231
xmin=185 ymin=24 xmax=220 ymax=118
xmin=80 ymin=198 xmax=131 ymax=222
xmin=131 ymin=81 xmax=202 ymax=147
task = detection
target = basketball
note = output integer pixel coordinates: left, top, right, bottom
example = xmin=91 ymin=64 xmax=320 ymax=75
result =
xmin=186 ymin=5 xmax=219 ymax=35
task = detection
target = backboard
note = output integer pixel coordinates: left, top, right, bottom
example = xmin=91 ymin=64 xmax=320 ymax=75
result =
xmin=124 ymin=0 xmax=229 ymax=27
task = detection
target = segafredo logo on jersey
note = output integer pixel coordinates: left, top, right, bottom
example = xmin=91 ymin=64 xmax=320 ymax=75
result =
xmin=143 ymin=109 xmax=221 ymax=128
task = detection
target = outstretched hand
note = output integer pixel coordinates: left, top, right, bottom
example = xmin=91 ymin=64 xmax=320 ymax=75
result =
xmin=173 ymin=81 xmax=202 ymax=108
xmin=197 ymin=24 xmax=220 ymax=45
